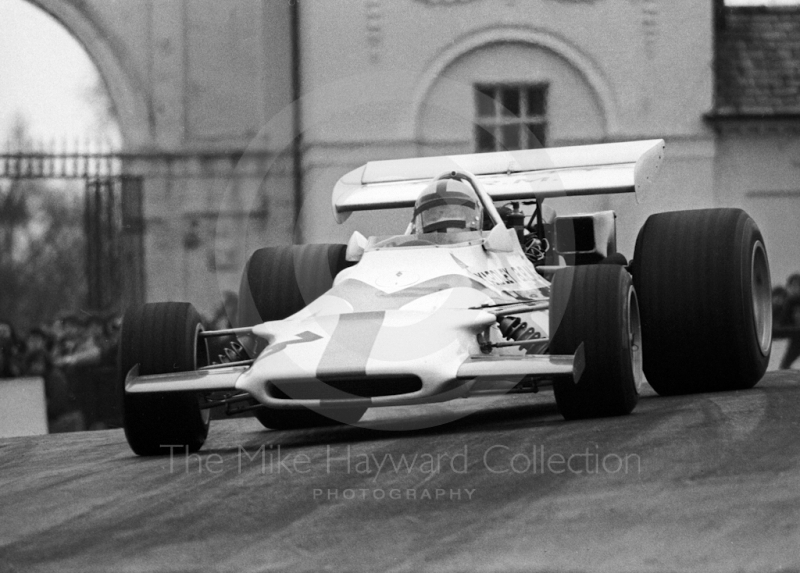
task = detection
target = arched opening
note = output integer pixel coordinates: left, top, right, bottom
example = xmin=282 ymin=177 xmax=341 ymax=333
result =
xmin=1 ymin=0 xmax=132 ymax=319
xmin=14 ymin=0 xmax=151 ymax=148
xmin=415 ymin=42 xmax=608 ymax=159
xmin=0 ymin=0 xmax=126 ymax=146
xmin=0 ymin=0 xmax=140 ymax=431
xmin=410 ymin=27 xmax=616 ymax=155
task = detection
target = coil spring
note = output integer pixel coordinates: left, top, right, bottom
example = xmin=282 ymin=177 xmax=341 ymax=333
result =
xmin=498 ymin=316 xmax=542 ymax=354
xmin=212 ymin=339 xmax=248 ymax=364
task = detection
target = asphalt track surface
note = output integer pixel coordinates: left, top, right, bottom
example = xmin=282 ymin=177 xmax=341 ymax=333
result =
xmin=2 ymin=371 xmax=800 ymax=573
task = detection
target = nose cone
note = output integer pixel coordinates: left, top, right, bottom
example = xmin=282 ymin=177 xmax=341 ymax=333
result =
xmin=236 ymin=309 xmax=496 ymax=404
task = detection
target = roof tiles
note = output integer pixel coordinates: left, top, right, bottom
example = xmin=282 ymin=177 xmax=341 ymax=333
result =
xmin=715 ymin=7 xmax=800 ymax=116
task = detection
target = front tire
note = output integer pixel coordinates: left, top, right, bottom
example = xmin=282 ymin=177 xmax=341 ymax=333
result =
xmin=632 ymin=209 xmax=771 ymax=395
xmin=549 ymin=265 xmax=643 ymax=420
xmin=119 ymin=303 xmax=210 ymax=456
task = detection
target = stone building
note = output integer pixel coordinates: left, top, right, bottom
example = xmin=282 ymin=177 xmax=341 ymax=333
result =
xmin=23 ymin=0 xmax=800 ymax=315
xmin=710 ymin=4 xmax=800 ymax=286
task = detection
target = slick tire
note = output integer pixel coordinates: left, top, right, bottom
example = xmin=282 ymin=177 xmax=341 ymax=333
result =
xmin=119 ymin=302 xmax=211 ymax=456
xmin=631 ymin=208 xmax=771 ymax=395
xmin=254 ymin=405 xmax=366 ymax=430
xmin=549 ymin=265 xmax=643 ymax=420
xmin=237 ymin=244 xmax=362 ymax=429
xmin=237 ymin=244 xmax=352 ymax=326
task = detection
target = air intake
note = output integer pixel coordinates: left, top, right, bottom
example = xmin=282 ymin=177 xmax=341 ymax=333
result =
xmin=268 ymin=376 xmax=423 ymax=400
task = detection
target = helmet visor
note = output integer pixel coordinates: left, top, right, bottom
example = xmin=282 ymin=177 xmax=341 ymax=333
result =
xmin=416 ymin=203 xmax=481 ymax=233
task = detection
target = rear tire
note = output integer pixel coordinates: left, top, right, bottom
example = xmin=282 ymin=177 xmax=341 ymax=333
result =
xmin=237 ymin=244 xmax=363 ymax=429
xmin=237 ymin=244 xmax=351 ymax=326
xmin=549 ymin=265 xmax=643 ymax=420
xmin=632 ymin=209 xmax=771 ymax=395
xmin=119 ymin=303 xmax=210 ymax=456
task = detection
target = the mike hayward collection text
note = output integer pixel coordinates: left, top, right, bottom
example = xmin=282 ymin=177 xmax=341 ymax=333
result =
xmin=164 ymin=444 xmax=641 ymax=477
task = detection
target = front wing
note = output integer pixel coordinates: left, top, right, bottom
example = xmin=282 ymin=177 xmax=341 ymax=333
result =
xmin=124 ymin=352 xmax=581 ymax=407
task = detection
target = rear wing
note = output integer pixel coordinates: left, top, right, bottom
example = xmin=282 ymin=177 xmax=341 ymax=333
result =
xmin=332 ymin=139 xmax=665 ymax=223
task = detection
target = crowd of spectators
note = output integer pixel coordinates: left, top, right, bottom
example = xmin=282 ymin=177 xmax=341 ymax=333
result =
xmin=3 ymin=274 xmax=799 ymax=434
xmin=0 ymin=296 xmax=236 ymax=434
xmin=0 ymin=313 xmax=121 ymax=432
xmin=2 ymin=279 xmax=798 ymax=433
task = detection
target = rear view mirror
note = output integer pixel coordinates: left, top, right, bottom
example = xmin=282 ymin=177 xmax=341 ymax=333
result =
xmin=346 ymin=231 xmax=368 ymax=262
xmin=484 ymin=222 xmax=515 ymax=253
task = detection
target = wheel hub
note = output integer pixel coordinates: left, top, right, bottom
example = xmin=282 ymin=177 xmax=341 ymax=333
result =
xmin=751 ymin=240 xmax=772 ymax=356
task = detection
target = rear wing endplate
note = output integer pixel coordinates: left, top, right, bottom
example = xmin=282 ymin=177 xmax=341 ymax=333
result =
xmin=332 ymin=139 xmax=665 ymax=222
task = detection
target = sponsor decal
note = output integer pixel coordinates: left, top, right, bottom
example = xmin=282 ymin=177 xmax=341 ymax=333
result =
xmin=472 ymin=265 xmax=541 ymax=287
xmin=450 ymin=254 xmax=550 ymax=300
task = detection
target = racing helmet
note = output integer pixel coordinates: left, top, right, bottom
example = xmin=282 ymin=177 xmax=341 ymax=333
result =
xmin=413 ymin=178 xmax=483 ymax=234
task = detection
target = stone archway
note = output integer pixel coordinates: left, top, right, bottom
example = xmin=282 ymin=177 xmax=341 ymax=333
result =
xmin=25 ymin=0 xmax=151 ymax=148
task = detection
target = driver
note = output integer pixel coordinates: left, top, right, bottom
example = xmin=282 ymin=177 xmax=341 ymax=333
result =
xmin=412 ymin=178 xmax=484 ymax=234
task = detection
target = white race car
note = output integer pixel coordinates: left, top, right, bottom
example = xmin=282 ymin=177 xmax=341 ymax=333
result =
xmin=120 ymin=140 xmax=772 ymax=455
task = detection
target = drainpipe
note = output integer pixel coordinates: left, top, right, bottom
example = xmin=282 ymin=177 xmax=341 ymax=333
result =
xmin=290 ymin=0 xmax=303 ymax=244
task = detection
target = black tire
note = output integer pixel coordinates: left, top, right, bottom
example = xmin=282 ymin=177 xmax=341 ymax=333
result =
xmin=549 ymin=265 xmax=643 ymax=420
xmin=119 ymin=303 xmax=210 ymax=456
xmin=237 ymin=244 xmax=352 ymax=326
xmin=254 ymin=406 xmax=366 ymax=430
xmin=631 ymin=208 xmax=771 ymax=395
xmin=237 ymin=244 xmax=362 ymax=429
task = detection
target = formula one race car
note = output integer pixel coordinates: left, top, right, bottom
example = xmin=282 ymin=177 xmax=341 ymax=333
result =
xmin=119 ymin=140 xmax=773 ymax=455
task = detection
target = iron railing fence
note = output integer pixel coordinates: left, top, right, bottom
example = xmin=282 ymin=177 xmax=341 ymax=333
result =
xmin=0 ymin=144 xmax=280 ymax=313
